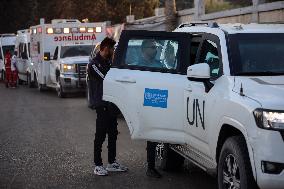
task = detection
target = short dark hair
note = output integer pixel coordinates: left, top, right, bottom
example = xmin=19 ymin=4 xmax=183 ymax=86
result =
xmin=141 ymin=39 xmax=156 ymax=49
xmin=100 ymin=37 xmax=116 ymax=51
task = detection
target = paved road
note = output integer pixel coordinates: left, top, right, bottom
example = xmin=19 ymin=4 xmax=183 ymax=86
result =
xmin=0 ymin=83 xmax=217 ymax=189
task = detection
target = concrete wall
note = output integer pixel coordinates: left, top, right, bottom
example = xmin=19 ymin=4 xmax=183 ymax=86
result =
xmin=126 ymin=1 xmax=284 ymax=31
xmin=178 ymin=1 xmax=284 ymax=24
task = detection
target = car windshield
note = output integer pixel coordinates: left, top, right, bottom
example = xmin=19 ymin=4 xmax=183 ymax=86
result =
xmin=228 ymin=33 xmax=284 ymax=76
xmin=60 ymin=45 xmax=92 ymax=58
xmin=2 ymin=45 xmax=15 ymax=55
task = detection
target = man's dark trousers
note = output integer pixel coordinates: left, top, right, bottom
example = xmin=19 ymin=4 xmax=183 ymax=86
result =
xmin=94 ymin=106 xmax=118 ymax=166
xmin=147 ymin=141 xmax=157 ymax=168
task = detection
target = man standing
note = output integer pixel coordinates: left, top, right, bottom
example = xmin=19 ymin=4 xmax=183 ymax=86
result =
xmin=139 ymin=39 xmax=163 ymax=178
xmin=88 ymin=37 xmax=127 ymax=176
xmin=4 ymin=50 xmax=12 ymax=88
xmin=11 ymin=51 xmax=18 ymax=88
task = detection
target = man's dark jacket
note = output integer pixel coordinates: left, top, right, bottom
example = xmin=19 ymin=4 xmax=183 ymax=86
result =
xmin=87 ymin=53 xmax=111 ymax=108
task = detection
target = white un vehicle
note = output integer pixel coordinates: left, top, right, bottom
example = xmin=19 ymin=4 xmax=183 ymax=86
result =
xmin=30 ymin=19 xmax=106 ymax=97
xmin=103 ymin=23 xmax=284 ymax=189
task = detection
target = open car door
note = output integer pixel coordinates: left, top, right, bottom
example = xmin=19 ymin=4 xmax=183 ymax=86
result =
xmin=104 ymin=30 xmax=191 ymax=144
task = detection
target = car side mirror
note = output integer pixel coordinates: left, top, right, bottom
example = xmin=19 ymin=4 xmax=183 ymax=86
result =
xmin=44 ymin=52 xmax=50 ymax=61
xmin=187 ymin=63 xmax=210 ymax=80
xmin=187 ymin=63 xmax=213 ymax=93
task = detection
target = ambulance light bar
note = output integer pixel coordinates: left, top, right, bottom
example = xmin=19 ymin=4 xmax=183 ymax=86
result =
xmin=96 ymin=27 xmax=102 ymax=33
xmin=87 ymin=28 xmax=94 ymax=33
xmin=71 ymin=27 xmax=79 ymax=33
xmin=79 ymin=27 xmax=86 ymax=33
xmin=45 ymin=26 xmax=101 ymax=34
xmin=37 ymin=27 xmax=42 ymax=33
xmin=47 ymin=28 xmax=54 ymax=34
xmin=55 ymin=28 xmax=62 ymax=34
xmin=63 ymin=28 xmax=70 ymax=34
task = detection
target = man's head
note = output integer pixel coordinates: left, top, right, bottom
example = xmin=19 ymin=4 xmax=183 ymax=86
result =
xmin=100 ymin=37 xmax=116 ymax=60
xmin=141 ymin=39 xmax=157 ymax=61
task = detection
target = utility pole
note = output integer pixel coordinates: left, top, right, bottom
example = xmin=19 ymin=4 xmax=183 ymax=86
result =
xmin=165 ymin=0 xmax=177 ymax=31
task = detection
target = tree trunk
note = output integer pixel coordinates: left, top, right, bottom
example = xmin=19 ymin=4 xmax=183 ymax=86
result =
xmin=165 ymin=0 xmax=177 ymax=31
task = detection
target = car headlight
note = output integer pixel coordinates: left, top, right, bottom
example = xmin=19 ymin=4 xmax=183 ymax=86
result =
xmin=62 ymin=64 xmax=75 ymax=73
xmin=253 ymin=108 xmax=284 ymax=130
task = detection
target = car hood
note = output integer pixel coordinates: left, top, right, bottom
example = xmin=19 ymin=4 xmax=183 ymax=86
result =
xmin=60 ymin=56 xmax=89 ymax=64
xmin=233 ymin=76 xmax=284 ymax=110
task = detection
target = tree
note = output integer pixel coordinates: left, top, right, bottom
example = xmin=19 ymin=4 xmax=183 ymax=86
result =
xmin=165 ymin=0 xmax=177 ymax=31
xmin=0 ymin=0 xmax=160 ymax=33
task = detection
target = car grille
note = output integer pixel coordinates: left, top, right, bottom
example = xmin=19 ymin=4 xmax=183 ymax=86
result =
xmin=76 ymin=63 xmax=87 ymax=78
xmin=76 ymin=63 xmax=87 ymax=87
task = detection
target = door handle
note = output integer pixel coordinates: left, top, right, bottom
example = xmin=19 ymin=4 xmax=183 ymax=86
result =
xmin=115 ymin=77 xmax=136 ymax=83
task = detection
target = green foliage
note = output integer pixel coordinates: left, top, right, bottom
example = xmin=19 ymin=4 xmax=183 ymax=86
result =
xmin=205 ymin=0 xmax=252 ymax=14
xmin=0 ymin=0 xmax=159 ymax=33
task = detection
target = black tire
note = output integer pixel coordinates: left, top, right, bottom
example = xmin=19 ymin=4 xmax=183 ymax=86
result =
xmin=27 ymin=72 xmax=34 ymax=88
xmin=1 ymin=70 xmax=4 ymax=81
xmin=35 ymin=74 xmax=44 ymax=92
xmin=57 ymin=82 xmax=66 ymax=98
xmin=218 ymin=136 xmax=257 ymax=189
xmin=18 ymin=78 xmax=23 ymax=85
xmin=34 ymin=73 xmax=38 ymax=88
xmin=38 ymin=84 xmax=44 ymax=92
xmin=3 ymin=71 xmax=8 ymax=88
xmin=156 ymin=143 xmax=184 ymax=171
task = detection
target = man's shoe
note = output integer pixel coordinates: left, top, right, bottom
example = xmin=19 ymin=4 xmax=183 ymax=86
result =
xmin=94 ymin=166 xmax=108 ymax=176
xmin=146 ymin=168 xmax=162 ymax=178
xmin=88 ymin=104 xmax=96 ymax=110
xmin=106 ymin=161 xmax=128 ymax=172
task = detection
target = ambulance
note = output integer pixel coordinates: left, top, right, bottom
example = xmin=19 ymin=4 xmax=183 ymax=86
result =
xmin=29 ymin=19 xmax=107 ymax=97
xmin=0 ymin=34 xmax=16 ymax=80
xmin=15 ymin=29 xmax=31 ymax=84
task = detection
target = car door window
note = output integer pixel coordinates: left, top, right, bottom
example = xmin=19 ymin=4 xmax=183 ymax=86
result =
xmin=23 ymin=44 xmax=28 ymax=60
xmin=19 ymin=43 xmax=23 ymax=58
xmin=196 ymin=39 xmax=222 ymax=79
xmin=28 ymin=43 xmax=30 ymax=58
xmin=124 ymin=39 xmax=179 ymax=71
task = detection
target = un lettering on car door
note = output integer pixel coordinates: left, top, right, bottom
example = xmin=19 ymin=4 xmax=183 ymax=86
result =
xmin=184 ymin=87 xmax=210 ymax=156
xmin=186 ymin=97 xmax=205 ymax=130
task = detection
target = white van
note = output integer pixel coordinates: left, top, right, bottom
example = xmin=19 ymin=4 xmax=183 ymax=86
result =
xmin=15 ymin=29 xmax=31 ymax=84
xmin=0 ymin=34 xmax=16 ymax=80
xmin=29 ymin=19 xmax=107 ymax=97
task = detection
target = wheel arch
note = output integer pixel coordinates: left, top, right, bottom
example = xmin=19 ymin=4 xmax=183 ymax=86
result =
xmin=215 ymin=122 xmax=257 ymax=181
xmin=55 ymin=68 xmax=60 ymax=82
xmin=103 ymin=95 xmax=136 ymax=138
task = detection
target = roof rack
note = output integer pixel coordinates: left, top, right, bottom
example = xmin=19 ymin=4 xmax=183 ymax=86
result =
xmin=17 ymin=29 xmax=30 ymax=35
xmin=0 ymin=33 xmax=16 ymax=37
xmin=51 ymin=19 xmax=81 ymax=24
xmin=177 ymin=21 xmax=219 ymax=29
